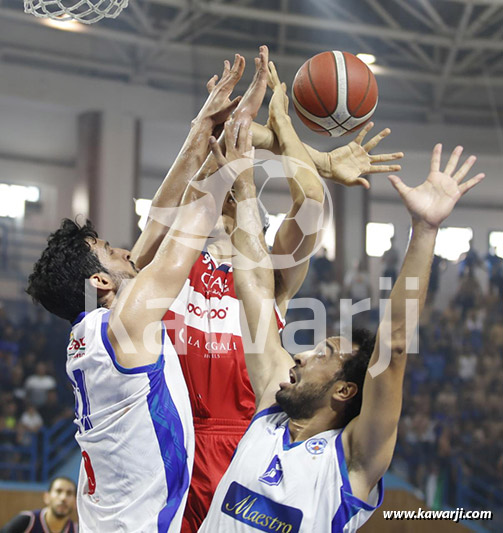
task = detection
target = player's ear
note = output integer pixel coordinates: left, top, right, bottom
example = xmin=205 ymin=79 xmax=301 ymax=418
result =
xmin=331 ymin=381 xmax=358 ymax=405
xmin=89 ymin=273 xmax=114 ymax=292
xmin=43 ymin=491 xmax=50 ymax=506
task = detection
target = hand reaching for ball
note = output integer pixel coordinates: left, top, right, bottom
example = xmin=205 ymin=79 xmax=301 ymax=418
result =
xmin=317 ymin=122 xmax=404 ymax=189
xmin=266 ymin=61 xmax=290 ymax=131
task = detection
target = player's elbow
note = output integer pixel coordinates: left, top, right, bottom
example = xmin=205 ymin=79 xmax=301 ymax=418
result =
xmin=294 ymin=183 xmax=324 ymax=206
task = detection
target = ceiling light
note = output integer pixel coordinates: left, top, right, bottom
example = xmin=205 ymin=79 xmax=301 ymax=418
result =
xmin=40 ymin=17 xmax=85 ymax=32
xmin=357 ymin=53 xmax=376 ymax=65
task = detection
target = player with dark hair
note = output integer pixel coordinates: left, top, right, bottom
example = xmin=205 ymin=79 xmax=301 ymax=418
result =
xmin=25 ymin=53 xmax=254 ymax=532
xmin=1 ymin=477 xmax=77 ymax=533
xmin=200 ymin=63 xmax=485 ymax=530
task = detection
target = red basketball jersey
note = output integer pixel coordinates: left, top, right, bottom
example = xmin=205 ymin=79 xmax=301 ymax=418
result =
xmin=163 ymin=251 xmax=285 ymax=420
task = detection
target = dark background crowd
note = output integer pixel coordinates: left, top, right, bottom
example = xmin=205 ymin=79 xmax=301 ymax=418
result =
xmin=0 ymin=303 xmax=73 ymax=480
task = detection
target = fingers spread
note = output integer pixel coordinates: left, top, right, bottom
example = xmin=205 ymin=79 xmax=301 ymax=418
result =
xmin=430 ymin=143 xmax=442 ymax=173
xmin=206 ymin=74 xmax=218 ymax=93
xmin=453 ymin=155 xmax=477 ymax=183
xmin=444 ymin=145 xmax=463 ymax=176
xmin=459 ymin=173 xmax=486 ymax=195
xmin=369 ymin=164 xmax=402 ymax=174
xmin=388 ymin=174 xmax=411 ymax=197
xmin=356 ymin=177 xmax=370 ymax=190
xmin=370 ymin=152 xmax=404 ymax=163
xmin=268 ymin=61 xmax=281 ymax=89
xmin=363 ymin=128 xmax=391 ymax=152
xmin=354 ymin=122 xmax=374 ymax=146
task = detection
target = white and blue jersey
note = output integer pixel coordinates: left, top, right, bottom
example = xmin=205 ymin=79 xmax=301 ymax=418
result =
xmin=199 ymin=406 xmax=383 ymax=533
xmin=66 ymin=308 xmax=194 ymax=533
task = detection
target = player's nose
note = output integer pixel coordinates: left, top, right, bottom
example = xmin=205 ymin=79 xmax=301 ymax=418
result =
xmin=119 ymin=248 xmax=131 ymax=261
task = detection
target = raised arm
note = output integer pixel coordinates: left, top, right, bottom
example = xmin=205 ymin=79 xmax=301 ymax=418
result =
xmin=251 ymin=116 xmax=403 ymax=188
xmin=108 ymin=128 xmax=241 ymax=368
xmin=130 ymin=54 xmax=245 ymax=269
xmin=344 ymin=144 xmax=485 ymax=499
xmin=211 ymin=121 xmax=293 ymax=413
xmin=265 ymin=62 xmax=324 ymax=313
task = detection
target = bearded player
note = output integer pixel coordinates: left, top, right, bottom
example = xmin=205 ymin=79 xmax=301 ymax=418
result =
xmin=200 ymin=63 xmax=485 ymax=531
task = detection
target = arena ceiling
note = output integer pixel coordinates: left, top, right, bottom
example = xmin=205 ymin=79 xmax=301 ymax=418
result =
xmin=1 ymin=0 xmax=503 ymax=126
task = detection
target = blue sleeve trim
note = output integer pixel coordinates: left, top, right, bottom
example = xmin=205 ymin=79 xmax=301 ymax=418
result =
xmin=331 ymin=431 xmax=384 ymax=531
xmin=251 ymin=404 xmax=284 ymax=425
xmin=101 ymin=310 xmax=164 ymax=374
xmin=72 ymin=311 xmax=87 ymax=326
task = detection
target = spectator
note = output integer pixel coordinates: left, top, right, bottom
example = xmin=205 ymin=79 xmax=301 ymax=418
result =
xmin=24 ymin=362 xmax=56 ymax=408
xmin=39 ymin=390 xmax=73 ymax=428
xmin=0 ymin=477 xmax=77 ymax=532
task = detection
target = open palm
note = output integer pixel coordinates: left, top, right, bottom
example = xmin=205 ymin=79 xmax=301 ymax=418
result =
xmin=324 ymin=122 xmax=403 ymax=189
xmin=389 ymin=144 xmax=485 ymax=229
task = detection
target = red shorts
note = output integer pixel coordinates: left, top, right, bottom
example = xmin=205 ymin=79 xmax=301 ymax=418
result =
xmin=181 ymin=417 xmax=250 ymax=533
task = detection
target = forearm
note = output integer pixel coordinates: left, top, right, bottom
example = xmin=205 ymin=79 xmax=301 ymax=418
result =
xmin=251 ymin=122 xmax=329 ymax=179
xmin=130 ymin=120 xmax=214 ymax=268
xmin=232 ymin=180 xmax=274 ymax=301
xmin=150 ymin=118 xmax=213 ymax=210
xmin=381 ymin=220 xmax=437 ymax=351
xmin=272 ymin=115 xmax=323 ymax=203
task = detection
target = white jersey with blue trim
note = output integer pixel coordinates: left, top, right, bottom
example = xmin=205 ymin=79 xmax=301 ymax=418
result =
xmin=199 ymin=406 xmax=383 ymax=533
xmin=66 ymin=308 xmax=194 ymax=533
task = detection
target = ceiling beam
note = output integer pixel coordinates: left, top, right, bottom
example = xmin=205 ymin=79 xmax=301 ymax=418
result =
xmin=434 ymin=2 xmax=474 ymax=109
xmin=416 ymin=0 xmax=450 ymax=33
xmin=364 ymin=0 xmax=438 ymax=70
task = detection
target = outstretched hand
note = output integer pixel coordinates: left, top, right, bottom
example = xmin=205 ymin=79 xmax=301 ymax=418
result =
xmin=207 ymin=46 xmax=269 ymax=129
xmin=389 ymin=144 xmax=485 ymax=229
xmin=195 ymin=54 xmax=245 ymax=127
xmin=319 ymin=122 xmax=404 ymax=189
xmin=266 ymin=61 xmax=289 ymax=129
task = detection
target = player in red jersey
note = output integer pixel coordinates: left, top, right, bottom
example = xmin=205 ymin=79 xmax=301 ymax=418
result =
xmin=132 ymin=46 xmax=403 ymax=531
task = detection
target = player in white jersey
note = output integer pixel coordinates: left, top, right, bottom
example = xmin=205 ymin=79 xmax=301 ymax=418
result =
xmin=26 ymin=55 xmax=257 ymax=532
xmin=200 ymin=61 xmax=485 ymax=532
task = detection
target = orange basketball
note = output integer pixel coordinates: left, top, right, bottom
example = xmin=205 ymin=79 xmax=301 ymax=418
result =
xmin=292 ymin=51 xmax=378 ymax=137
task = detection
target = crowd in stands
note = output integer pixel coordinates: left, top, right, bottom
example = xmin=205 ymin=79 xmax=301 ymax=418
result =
xmin=0 ymin=303 xmax=73 ymax=480
xmin=395 ymin=251 xmax=503 ymax=519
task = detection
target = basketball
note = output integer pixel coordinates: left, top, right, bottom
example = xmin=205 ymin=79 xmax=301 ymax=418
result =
xmin=292 ymin=51 xmax=378 ymax=137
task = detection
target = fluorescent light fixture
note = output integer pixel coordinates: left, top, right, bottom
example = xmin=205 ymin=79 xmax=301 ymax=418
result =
xmin=357 ymin=53 xmax=376 ymax=65
xmin=0 ymin=184 xmax=40 ymax=218
xmin=489 ymin=231 xmax=503 ymax=259
xmin=135 ymin=198 xmax=152 ymax=231
xmin=366 ymin=222 xmax=394 ymax=257
xmin=26 ymin=186 xmax=40 ymax=203
xmin=434 ymin=227 xmax=473 ymax=261
xmin=40 ymin=18 xmax=85 ymax=32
